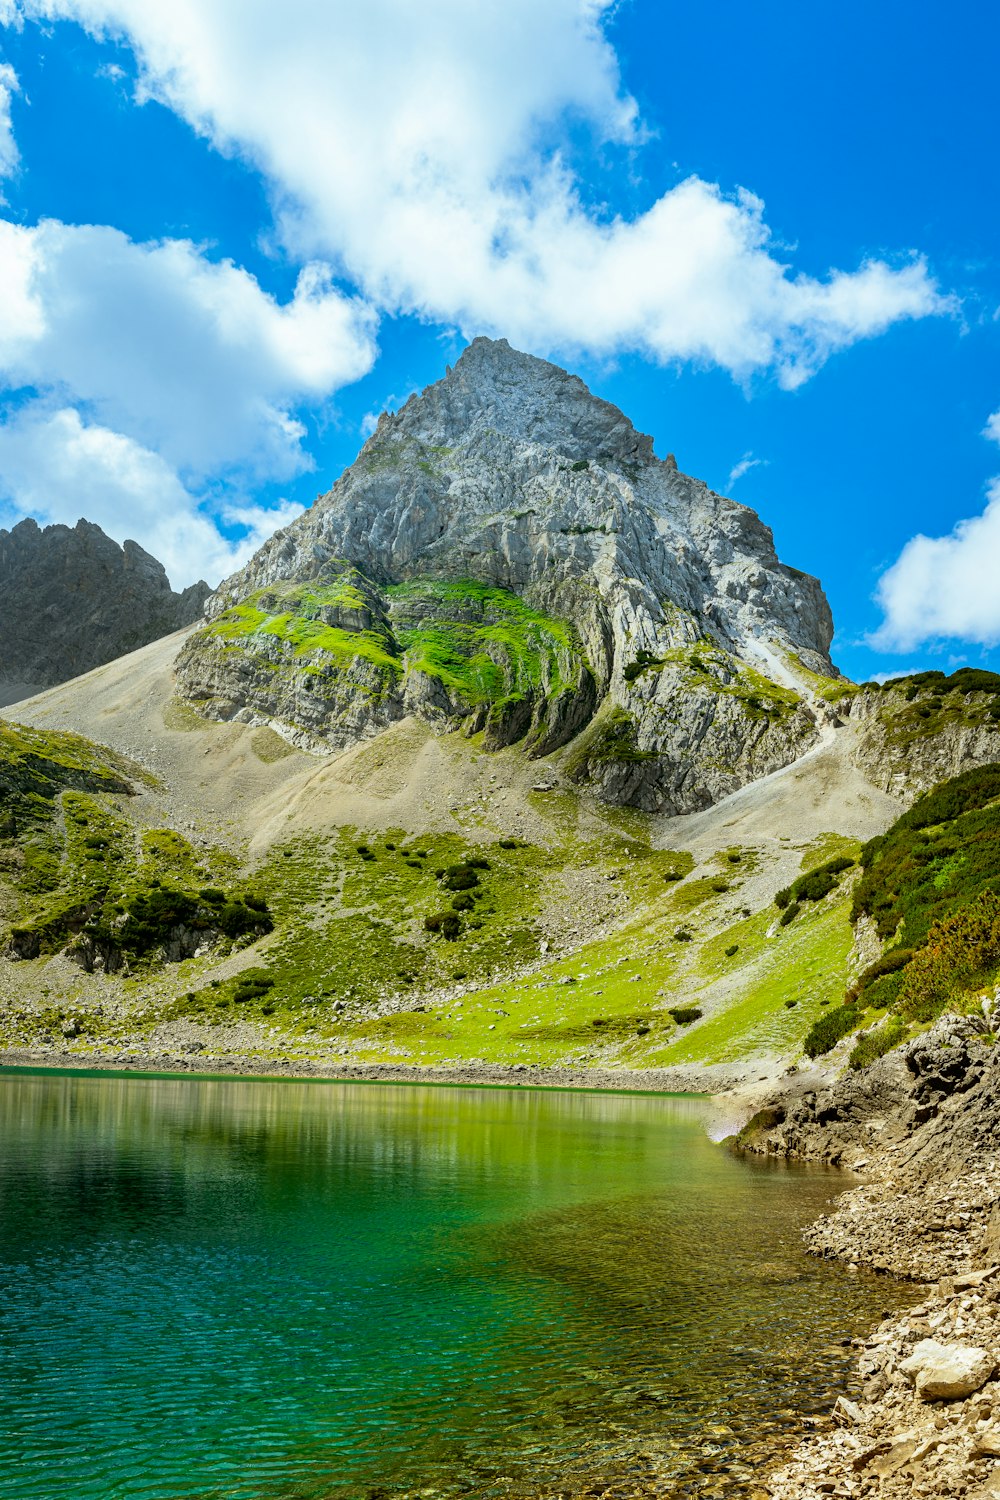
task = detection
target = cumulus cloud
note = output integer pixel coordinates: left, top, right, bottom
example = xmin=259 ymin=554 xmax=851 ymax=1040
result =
xmin=11 ymin=0 xmax=948 ymax=383
xmin=0 ymin=402 xmax=304 ymax=585
xmin=0 ymin=217 xmax=373 ymax=579
xmin=0 ymin=219 xmax=376 ymax=479
xmin=0 ymin=61 xmax=19 ymax=185
xmin=870 ymin=409 xmax=1000 ymax=652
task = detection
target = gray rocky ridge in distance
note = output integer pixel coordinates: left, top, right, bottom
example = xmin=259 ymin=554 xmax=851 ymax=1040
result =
xmin=180 ymin=337 xmax=844 ymax=813
xmin=0 ymin=518 xmax=210 ymax=708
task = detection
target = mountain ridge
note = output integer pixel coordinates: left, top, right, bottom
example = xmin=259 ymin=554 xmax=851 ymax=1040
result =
xmin=0 ymin=517 xmax=210 ymax=707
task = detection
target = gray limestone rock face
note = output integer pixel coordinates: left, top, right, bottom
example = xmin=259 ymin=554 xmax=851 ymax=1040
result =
xmin=0 ymin=518 xmax=211 ymax=701
xmin=848 ymin=685 xmax=1000 ymax=797
xmin=184 ymin=338 xmax=842 ymax=810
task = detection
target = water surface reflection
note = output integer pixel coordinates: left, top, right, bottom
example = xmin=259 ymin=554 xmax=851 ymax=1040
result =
xmin=0 ymin=1072 xmax=907 ymax=1499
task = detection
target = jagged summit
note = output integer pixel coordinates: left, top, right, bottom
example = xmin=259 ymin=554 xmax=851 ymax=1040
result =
xmin=181 ymin=340 xmax=842 ymax=813
xmin=385 ymin=336 xmax=657 ymax=467
xmin=0 ymin=518 xmax=210 ymax=707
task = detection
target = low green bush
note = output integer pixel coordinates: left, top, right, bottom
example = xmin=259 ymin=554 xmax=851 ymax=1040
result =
xmin=668 ymin=1005 xmax=702 ymax=1024
xmin=849 ymin=1016 xmax=907 ymax=1071
xmin=803 ymin=1003 xmax=862 ymax=1057
xmin=776 ymin=855 xmax=856 ymax=912
xmin=424 ymin=912 xmax=461 ymax=940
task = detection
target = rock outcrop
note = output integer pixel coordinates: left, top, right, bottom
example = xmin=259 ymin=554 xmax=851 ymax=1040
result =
xmin=849 ymin=681 xmax=1000 ymax=797
xmin=743 ymin=1012 xmax=1000 ymax=1500
xmin=0 ymin=518 xmax=210 ymax=705
xmin=179 ymin=338 xmax=843 ymax=812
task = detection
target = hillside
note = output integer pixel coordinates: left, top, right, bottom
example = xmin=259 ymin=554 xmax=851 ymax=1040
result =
xmin=0 ymin=518 xmax=210 ymax=707
xmin=0 ymin=635 xmax=910 ymax=1077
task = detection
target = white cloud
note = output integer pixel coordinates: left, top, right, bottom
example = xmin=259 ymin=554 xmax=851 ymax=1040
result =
xmin=0 ymin=62 xmax=19 ymax=185
xmin=0 ymin=218 xmax=376 ymax=480
xmin=870 ymin=408 xmax=1000 ymax=651
xmin=11 ymin=0 xmax=949 ymax=383
xmin=727 ymin=451 xmax=766 ymax=488
xmin=0 ymin=402 xmax=303 ymax=585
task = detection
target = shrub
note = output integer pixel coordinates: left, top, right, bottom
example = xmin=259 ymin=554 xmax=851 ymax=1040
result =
xmin=451 ymin=893 xmax=475 ymax=911
xmin=674 ymin=928 xmax=693 ymax=942
xmin=855 ymin=947 xmax=914 ymax=991
xmin=216 ymin=900 xmax=272 ymax=940
xmin=849 ymin=1016 xmax=907 ymax=1071
xmin=199 ymin=888 xmax=226 ymax=904
xmin=897 ymin=891 xmax=1000 ymax=1022
xmin=779 ymin=901 xmax=800 ymax=926
xmin=863 ymin=970 xmax=906 ymax=1011
xmin=776 ymin=855 xmax=856 ymax=912
xmin=725 ymin=944 xmax=739 ymax=957
xmin=668 ymin=1005 xmax=702 ymax=1024
xmin=794 ymin=869 xmax=837 ymax=902
xmin=444 ymin=866 xmax=479 ymax=891
xmin=232 ymin=969 xmax=274 ymax=1004
xmin=803 ymin=1003 xmax=862 ymax=1057
xmin=424 ymin=912 xmax=461 ymax=940
xmin=465 ymin=857 xmax=491 ymax=871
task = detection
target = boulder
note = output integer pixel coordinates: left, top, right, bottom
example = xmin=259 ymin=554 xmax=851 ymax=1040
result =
xmin=899 ymin=1339 xmax=996 ymax=1400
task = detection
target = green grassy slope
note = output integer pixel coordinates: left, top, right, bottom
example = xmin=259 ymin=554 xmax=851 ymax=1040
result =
xmin=0 ymin=716 xmax=874 ymax=1071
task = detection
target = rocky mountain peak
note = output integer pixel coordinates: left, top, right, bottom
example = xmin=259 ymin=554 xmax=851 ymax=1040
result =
xmin=0 ymin=518 xmax=211 ymax=707
xmin=182 ymin=340 xmax=844 ymax=813
xmin=378 ymin=336 xmax=655 ymax=468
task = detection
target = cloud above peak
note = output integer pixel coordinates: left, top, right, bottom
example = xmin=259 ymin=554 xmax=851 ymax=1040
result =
xmin=0 ymin=219 xmax=376 ymax=479
xmin=0 ymin=219 xmax=371 ymax=583
xmin=12 ymin=0 xmax=948 ymax=384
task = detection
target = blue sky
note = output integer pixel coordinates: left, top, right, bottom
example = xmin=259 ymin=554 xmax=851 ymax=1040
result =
xmin=0 ymin=1 xmax=997 ymax=682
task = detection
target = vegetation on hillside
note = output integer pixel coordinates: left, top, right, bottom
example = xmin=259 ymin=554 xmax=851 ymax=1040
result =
xmin=0 ymin=724 xmax=269 ymax=975
xmin=858 ymin=668 xmax=1000 ymax=747
xmin=623 ymin=642 xmax=801 ymax=720
xmin=193 ymin=568 xmax=592 ymax=746
xmin=804 ymin=764 xmax=1000 ymax=1062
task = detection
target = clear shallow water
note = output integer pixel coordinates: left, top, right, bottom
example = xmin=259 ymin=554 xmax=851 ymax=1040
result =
xmin=0 ymin=1072 xmax=908 ymax=1500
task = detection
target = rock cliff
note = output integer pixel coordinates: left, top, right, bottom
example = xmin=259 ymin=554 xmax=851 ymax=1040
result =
xmin=849 ymin=676 xmax=1000 ymax=796
xmin=179 ymin=337 xmax=842 ymax=811
xmin=0 ymin=518 xmax=210 ymax=706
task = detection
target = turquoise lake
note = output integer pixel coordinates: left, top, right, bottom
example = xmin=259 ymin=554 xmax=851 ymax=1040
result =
xmin=0 ymin=1072 xmax=904 ymax=1499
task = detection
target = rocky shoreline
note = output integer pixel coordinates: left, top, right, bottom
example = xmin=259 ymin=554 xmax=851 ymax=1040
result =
xmin=737 ymin=1014 xmax=1000 ymax=1499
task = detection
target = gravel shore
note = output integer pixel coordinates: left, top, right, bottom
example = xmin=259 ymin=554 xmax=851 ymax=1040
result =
xmin=742 ymin=1013 xmax=1000 ymax=1499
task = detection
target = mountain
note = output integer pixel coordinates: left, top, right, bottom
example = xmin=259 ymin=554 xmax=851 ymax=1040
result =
xmin=8 ymin=340 xmax=1000 ymax=1089
xmin=0 ymin=518 xmax=211 ymax=707
xmin=178 ymin=337 xmax=844 ymax=814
